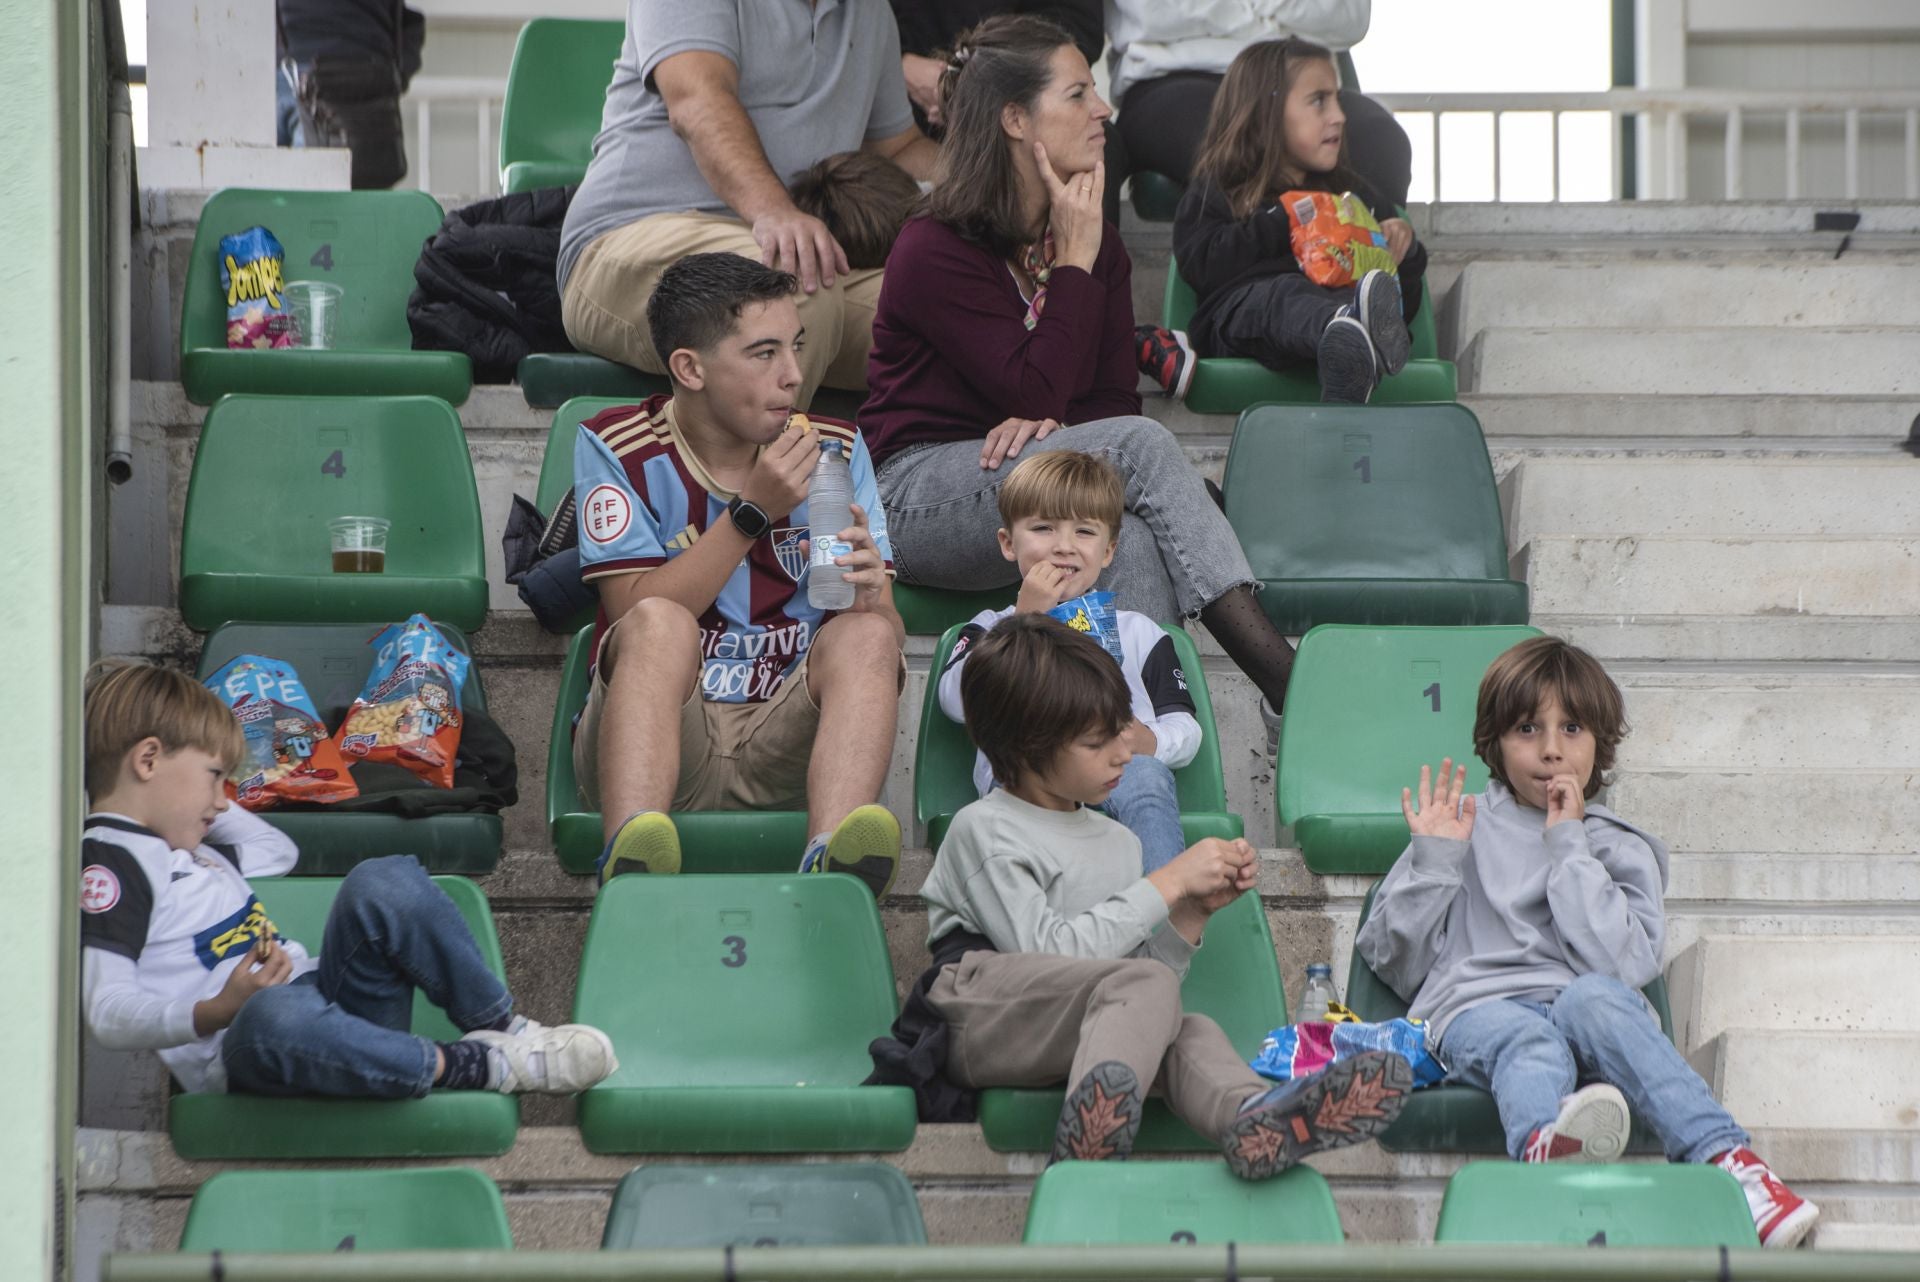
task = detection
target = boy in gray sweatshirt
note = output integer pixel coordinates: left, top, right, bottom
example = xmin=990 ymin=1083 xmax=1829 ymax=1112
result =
xmin=1355 ymin=636 xmax=1817 ymax=1248
xmin=919 ymin=614 xmax=1412 ymax=1177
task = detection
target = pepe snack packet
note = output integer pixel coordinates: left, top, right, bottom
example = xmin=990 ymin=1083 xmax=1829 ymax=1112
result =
xmin=205 ymin=655 xmax=359 ymax=810
xmin=1047 ymin=590 xmax=1124 ymax=665
xmin=334 ymin=615 xmax=471 ymax=789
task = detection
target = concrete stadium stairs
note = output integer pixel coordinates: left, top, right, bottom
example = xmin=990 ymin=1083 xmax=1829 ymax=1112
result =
xmin=79 ymin=199 xmax=1920 ymax=1264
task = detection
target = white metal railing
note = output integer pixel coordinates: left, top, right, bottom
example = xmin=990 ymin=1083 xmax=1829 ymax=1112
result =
xmin=404 ymin=78 xmax=1920 ymax=204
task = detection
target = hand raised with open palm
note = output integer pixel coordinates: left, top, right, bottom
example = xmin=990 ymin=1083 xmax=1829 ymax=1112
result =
xmin=1402 ymin=758 xmax=1476 ymax=842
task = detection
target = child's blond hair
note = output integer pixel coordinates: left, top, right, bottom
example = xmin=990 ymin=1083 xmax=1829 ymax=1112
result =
xmin=84 ymin=660 xmax=246 ymax=798
xmin=996 ymin=451 xmax=1123 ymax=537
xmin=1472 ymin=637 xmax=1627 ymax=802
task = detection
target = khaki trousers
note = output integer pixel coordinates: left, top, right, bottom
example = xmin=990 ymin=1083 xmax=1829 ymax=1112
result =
xmin=927 ymin=952 xmax=1268 ymax=1142
xmin=561 ymin=211 xmax=884 ymax=409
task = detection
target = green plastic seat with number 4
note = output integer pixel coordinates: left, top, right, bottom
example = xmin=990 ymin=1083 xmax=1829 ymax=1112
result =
xmin=178 ymin=395 xmax=489 ymax=633
xmin=1347 ymin=881 xmax=1673 ymax=1155
xmin=168 ymin=875 xmax=519 ymax=1159
xmin=1023 ymin=1162 xmax=1343 ymax=1244
xmin=180 ymin=188 xmax=471 ymax=405
xmin=573 ymin=874 xmax=917 ymax=1153
xmin=602 ymin=1163 xmax=927 ymax=1248
xmin=976 ymin=892 xmax=1285 ymax=1152
xmin=1222 ymin=403 xmax=1530 ymax=635
xmin=1277 ymin=624 xmax=1542 ymax=874
xmin=179 ymin=1167 xmax=514 ymax=1251
xmin=1435 ymin=1161 xmax=1759 ymax=1246
xmin=195 ymin=622 xmax=500 ymax=873
xmin=914 ymin=621 xmax=1241 ymax=852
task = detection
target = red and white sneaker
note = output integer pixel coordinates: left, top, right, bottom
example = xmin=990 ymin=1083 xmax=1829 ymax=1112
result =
xmin=1713 ymin=1146 xmax=1820 ymax=1248
xmin=1134 ymin=324 xmax=1195 ymax=401
xmin=1521 ymin=1083 xmax=1630 ymax=1163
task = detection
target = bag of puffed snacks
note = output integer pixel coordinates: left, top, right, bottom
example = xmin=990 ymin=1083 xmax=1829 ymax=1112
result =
xmin=334 ymin=615 xmax=471 ymax=789
xmin=205 ymin=655 xmax=359 ymax=809
xmin=220 ymin=226 xmax=295 ymax=350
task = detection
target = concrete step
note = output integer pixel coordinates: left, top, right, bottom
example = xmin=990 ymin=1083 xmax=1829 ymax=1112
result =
xmin=1459 ymin=327 xmax=1920 ymax=397
xmin=1465 ymin=391 xmax=1919 ymax=442
xmin=1515 ymin=535 xmax=1920 ymax=619
xmin=1691 ymin=1031 xmax=1920 ymax=1131
xmin=1542 ymin=613 xmax=1920 ymax=664
xmin=1502 ymin=457 xmax=1920 ymax=540
xmin=1449 ymin=261 xmax=1920 ymax=349
xmin=1669 ymin=936 xmax=1920 ymax=1052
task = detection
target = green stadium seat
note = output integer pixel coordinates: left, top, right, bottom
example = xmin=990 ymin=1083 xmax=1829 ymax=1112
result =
xmin=1435 ymin=1162 xmax=1759 ymax=1246
xmin=573 ymin=874 xmax=917 ymax=1153
xmin=498 ymin=18 xmax=624 ymax=194
xmin=1023 ymin=1162 xmax=1343 ymax=1244
xmin=1347 ymin=882 xmax=1672 ymax=1155
xmin=177 ymin=395 xmax=489 ymax=633
xmin=915 ymin=622 xmax=1242 ymax=852
xmin=546 ymin=625 xmax=810 ymax=874
xmin=1277 ymin=624 xmax=1542 ymax=874
xmin=519 ymin=354 xmax=669 ymax=410
xmin=1129 ymin=171 xmax=1185 ymax=223
xmin=890 ymin=583 xmax=1018 ymax=637
xmin=180 ymin=189 xmax=471 ymax=405
xmin=195 ymin=622 xmax=501 ymax=873
xmin=179 ymin=1167 xmax=513 ymax=1251
xmin=1164 ymin=252 xmax=1456 ymax=414
xmin=169 ymin=875 xmax=518 ymax=1159
xmin=602 ymin=1163 xmax=927 ymax=1248
xmin=1220 ymin=403 xmax=1529 ymax=634
xmin=977 ymin=892 xmax=1284 ymax=1152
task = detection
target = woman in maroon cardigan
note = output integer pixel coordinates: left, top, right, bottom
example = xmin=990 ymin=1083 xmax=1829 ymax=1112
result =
xmin=863 ymin=14 xmax=1295 ymax=724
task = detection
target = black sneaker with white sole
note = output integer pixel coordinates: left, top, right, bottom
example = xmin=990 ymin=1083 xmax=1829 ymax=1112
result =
xmin=1317 ymin=313 xmax=1377 ymax=404
xmin=1352 ymin=268 xmax=1410 ymax=378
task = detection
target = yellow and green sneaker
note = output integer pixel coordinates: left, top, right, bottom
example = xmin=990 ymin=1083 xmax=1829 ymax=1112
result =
xmin=596 ymin=811 xmax=682 ymax=885
xmin=811 ymin=804 xmax=901 ymax=899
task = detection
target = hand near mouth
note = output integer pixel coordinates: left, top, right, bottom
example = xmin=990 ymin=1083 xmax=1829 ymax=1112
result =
xmin=1544 ymin=774 xmax=1586 ymax=828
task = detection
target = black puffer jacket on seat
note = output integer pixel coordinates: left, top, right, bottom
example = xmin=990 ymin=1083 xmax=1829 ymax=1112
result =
xmin=408 ymin=185 xmax=576 ymax=382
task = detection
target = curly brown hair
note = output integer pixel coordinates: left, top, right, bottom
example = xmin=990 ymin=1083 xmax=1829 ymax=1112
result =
xmin=1472 ymin=636 xmax=1627 ymax=801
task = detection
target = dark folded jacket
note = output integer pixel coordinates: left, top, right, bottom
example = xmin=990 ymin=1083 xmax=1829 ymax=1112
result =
xmin=272 ymin=705 xmax=517 ymax=817
xmin=408 ymin=186 xmax=577 ymax=383
xmin=864 ymin=927 xmax=996 ymax=1123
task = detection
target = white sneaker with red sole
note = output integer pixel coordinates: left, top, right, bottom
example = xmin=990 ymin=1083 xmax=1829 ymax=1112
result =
xmin=1713 ymin=1146 xmax=1820 ymax=1248
xmin=1521 ymin=1083 xmax=1630 ymax=1162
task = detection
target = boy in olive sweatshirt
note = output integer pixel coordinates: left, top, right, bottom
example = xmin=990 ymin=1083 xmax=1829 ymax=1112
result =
xmin=1357 ymin=636 xmax=1817 ymax=1248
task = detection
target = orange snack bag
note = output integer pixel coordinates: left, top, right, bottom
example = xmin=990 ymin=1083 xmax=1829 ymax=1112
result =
xmin=334 ymin=614 xmax=469 ymax=789
xmin=1282 ymin=190 xmax=1397 ymax=288
xmin=204 ymin=656 xmax=359 ymax=810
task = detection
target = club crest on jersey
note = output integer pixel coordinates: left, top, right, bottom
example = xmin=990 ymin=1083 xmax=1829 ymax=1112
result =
xmin=81 ymin=865 xmax=122 ymax=914
xmin=773 ymin=527 xmax=808 ymax=583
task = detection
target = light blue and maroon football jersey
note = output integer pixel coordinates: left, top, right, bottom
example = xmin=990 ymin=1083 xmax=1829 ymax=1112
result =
xmin=574 ymin=395 xmax=892 ymax=705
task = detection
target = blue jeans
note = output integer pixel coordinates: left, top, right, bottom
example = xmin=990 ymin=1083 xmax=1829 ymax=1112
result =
xmin=222 ymin=856 xmax=513 ymax=1099
xmin=1437 ymin=973 xmax=1748 ymax=1163
xmin=1101 ymin=754 xmax=1185 ymax=873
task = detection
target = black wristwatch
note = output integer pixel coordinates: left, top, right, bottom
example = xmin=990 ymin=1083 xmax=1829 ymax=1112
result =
xmin=725 ymin=496 xmax=772 ymax=540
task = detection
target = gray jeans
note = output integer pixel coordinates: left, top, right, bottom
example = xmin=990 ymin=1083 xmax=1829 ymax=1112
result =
xmin=875 ymin=416 xmax=1255 ymax=621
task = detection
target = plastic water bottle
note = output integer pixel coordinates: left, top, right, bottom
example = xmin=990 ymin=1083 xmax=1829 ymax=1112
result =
xmin=1294 ymin=963 xmax=1338 ymax=1025
xmin=806 ymin=440 xmax=855 ymax=610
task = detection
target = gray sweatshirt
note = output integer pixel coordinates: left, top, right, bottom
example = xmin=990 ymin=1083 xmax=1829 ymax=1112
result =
xmin=922 ymin=787 xmax=1198 ymax=978
xmin=1354 ymin=780 xmax=1670 ymax=1044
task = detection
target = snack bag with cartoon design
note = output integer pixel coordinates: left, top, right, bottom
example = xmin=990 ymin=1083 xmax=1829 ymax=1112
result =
xmin=1281 ymin=190 xmax=1397 ymax=288
xmin=220 ymin=226 xmax=296 ymax=350
xmin=334 ymin=615 xmax=471 ymax=789
xmin=1047 ymin=590 xmax=1124 ymax=665
xmin=204 ymin=655 xmax=359 ymax=809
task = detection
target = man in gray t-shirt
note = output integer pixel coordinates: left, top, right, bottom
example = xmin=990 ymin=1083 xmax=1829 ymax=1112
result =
xmin=560 ymin=0 xmax=936 ymax=408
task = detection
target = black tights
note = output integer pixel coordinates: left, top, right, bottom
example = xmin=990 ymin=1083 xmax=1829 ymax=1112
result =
xmin=1199 ymin=586 xmax=1294 ymax=712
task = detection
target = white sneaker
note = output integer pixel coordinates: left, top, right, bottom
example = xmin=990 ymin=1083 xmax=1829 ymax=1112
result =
xmin=462 ymin=1021 xmax=618 ymax=1094
xmin=1521 ymin=1082 xmax=1630 ymax=1163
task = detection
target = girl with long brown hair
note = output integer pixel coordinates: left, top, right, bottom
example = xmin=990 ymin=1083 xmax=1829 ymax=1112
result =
xmin=861 ymin=14 xmax=1301 ymax=735
xmin=1174 ymin=38 xmax=1428 ymax=403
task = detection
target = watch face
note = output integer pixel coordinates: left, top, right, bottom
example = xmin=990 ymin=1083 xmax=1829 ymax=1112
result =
xmin=731 ymin=500 xmax=770 ymax=538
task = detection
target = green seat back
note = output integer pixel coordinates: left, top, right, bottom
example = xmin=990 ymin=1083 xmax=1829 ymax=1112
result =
xmin=180 ymin=189 xmax=470 ymax=405
xmin=978 ymin=892 xmax=1283 ymax=1151
xmin=194 ymin=623 xmax=499 ymax=873
xmin=178 ymin=395 xmax=488 ymax=633
xmin=1277 ymin=624 xmax=1541 ymax=873
xmin=1163 ymin=250 xmax=1454 ymax=413
xmin=168 ymin=874 xmax=519 ymax=1158
xmin=1347 ymin=882 xmax=1672 ymax=1154
xmin=1221 ymin=403 xmax=1529 ymax=634
xmin=1023 ymin=1162 xmax=1342 ymax=1244
xmin=180 ymin=1167 xmax=513 ymax=1252
xmin=602 ymin=1163 xmax=926 ymax=1248
xmin=1435 ymin=1162 xmax=1760 ymax=1246
xmin=572 ymin=874 xmax=917 ymax=1152
xmin=914 ymin=622 xmax=1240 ymax=850
xmin=546 ymin=626 xmax=811 ymax=873
xmin=498 ymin=18 xmax=625 ymax=193
xmin=518 ymin=354 xmax=669 ymax=408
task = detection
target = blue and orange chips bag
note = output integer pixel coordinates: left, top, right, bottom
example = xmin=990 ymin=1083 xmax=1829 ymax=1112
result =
xmin=220 ymin=225 xmax=294 ymax=350
xmin=334 ymin=615 xmax=471 ymax=789
xmin=204 ymin=655 xmax=360 ymax=809
xmin=1282 ymin=190 xmax=1397 ymax=288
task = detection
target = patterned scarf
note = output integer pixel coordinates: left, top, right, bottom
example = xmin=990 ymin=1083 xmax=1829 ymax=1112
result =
xmin=1017 ymin=229 xmax=1056 ymax=331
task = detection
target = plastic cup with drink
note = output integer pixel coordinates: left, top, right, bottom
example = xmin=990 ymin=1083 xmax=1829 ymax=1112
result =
xmin=329 ymin=516 xmax=390 ymax=574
